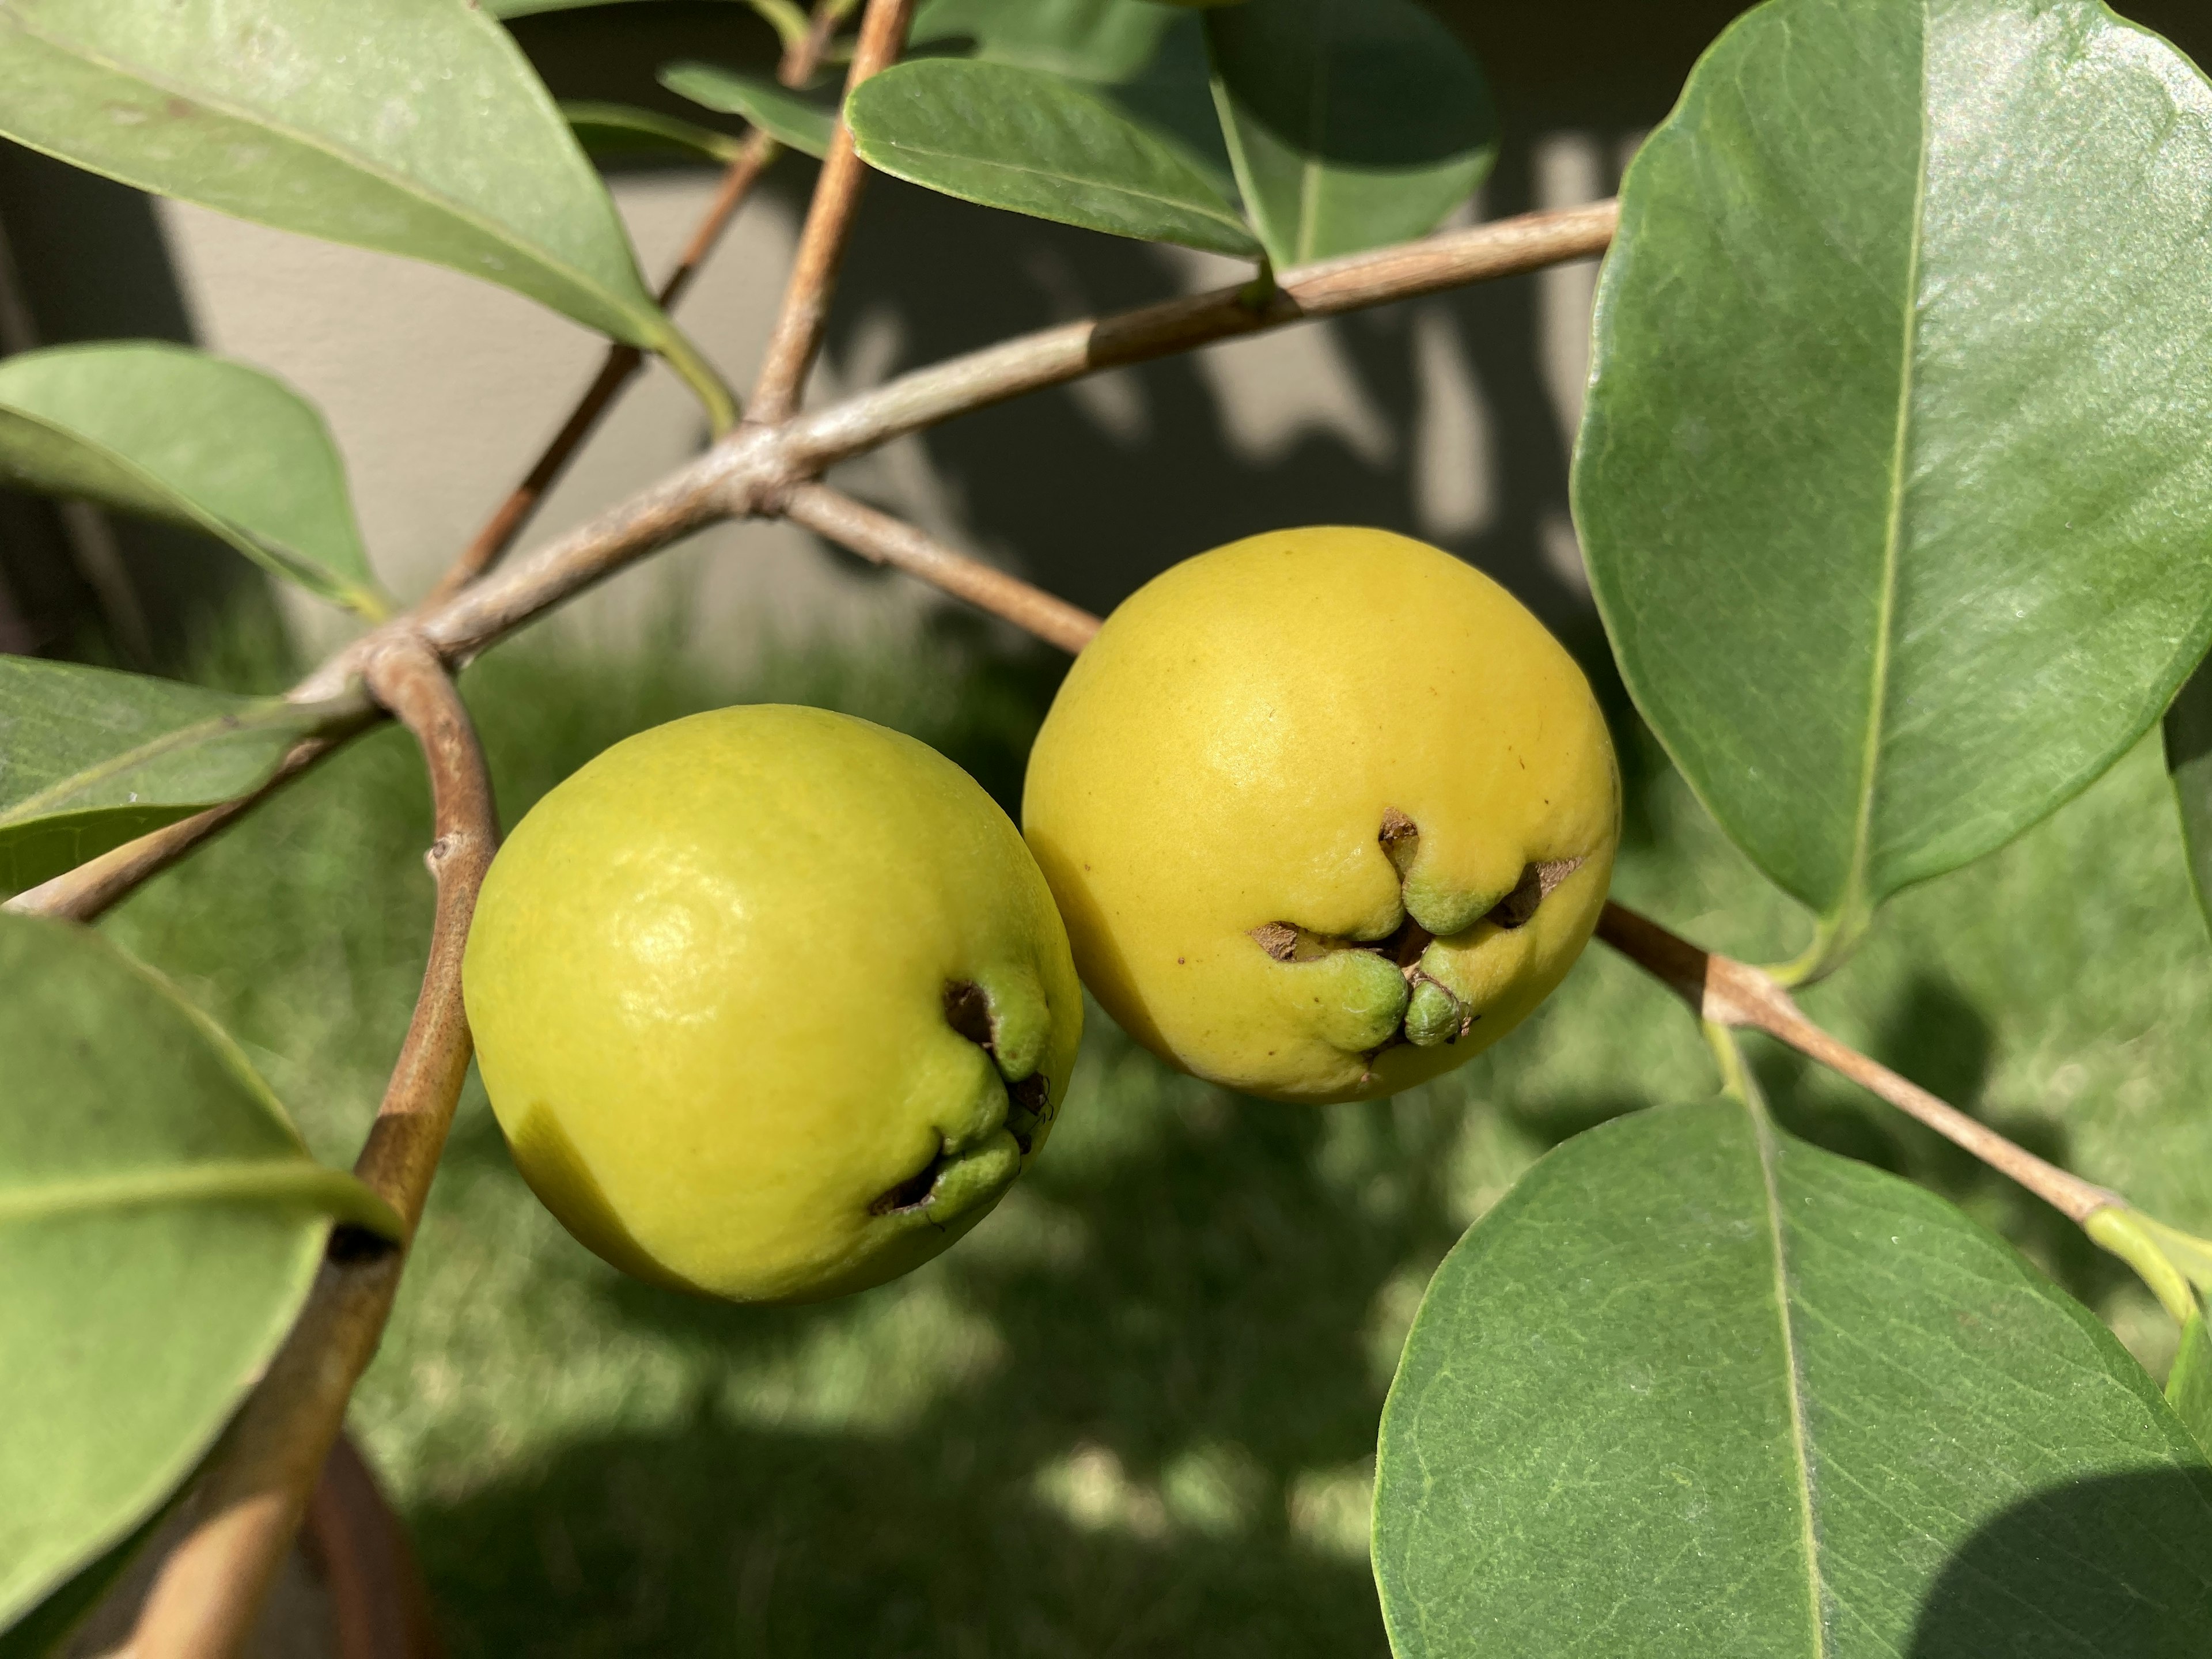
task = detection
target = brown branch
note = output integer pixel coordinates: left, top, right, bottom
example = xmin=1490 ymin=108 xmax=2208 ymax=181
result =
xmin=124 ymin=637 xmax=494 ymax=1659
xmin=745 ymin=0 xmax=918 ymax=423
xmin=49 ymin=202 xmax=1622 ymax=906
xmin=427 ymin=0 xmax=855 ymax=603
xmin=780 ymin=482 xmax=1101 ymax=653
xmin=1594 ymin=900 xmax=2120 ymax=1224
xmin=778 ymin=199 xmax=1622 ymax=473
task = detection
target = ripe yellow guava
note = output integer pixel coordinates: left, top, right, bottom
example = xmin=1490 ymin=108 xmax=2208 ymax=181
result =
xmin=461 ymin=705 xmax=1082 ymax=1304
xmin=1022 ymin=527 xmax=1618 ymax=1104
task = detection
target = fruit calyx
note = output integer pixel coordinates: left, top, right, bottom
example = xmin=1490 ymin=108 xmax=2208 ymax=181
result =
xmin=1248 ymin=813 xmax=1589 ymax=1055
xmin=942 ymin=979 xmax=1052 ymax=1153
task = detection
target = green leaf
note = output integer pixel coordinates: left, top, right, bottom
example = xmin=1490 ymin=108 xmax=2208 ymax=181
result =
xmin=0 ymin=343 xmax=385 ymax=616
xmin=1202 ymin=0 xmax=1496 ymax=269
xmin=2165 ymin=655 xmax=2212 ymax=943
xmin=660 ymin=63 xmax=837 ymax=160
xmin=1575 ymin=0 xmax=2212 ymax=960
xmin=2171 ymin=1310 xmax=2212 ymax=1461
xmin=847 ymin=58 xmax=1261 ymax=256
xmin=1373 ymin=1097 xmax=2212 ymax=1657
xmin=0 ymin=913 xmax=400 ymax=1639
xmin=910 ymin=0 xmax=1177 ymax=82
xmin=0 ymin=0 xmax=730 ymax=425
xmin=562 ymin=100 xmax=746 ymax=167
xmin=0 ymin=657 xmax=331 ymax=897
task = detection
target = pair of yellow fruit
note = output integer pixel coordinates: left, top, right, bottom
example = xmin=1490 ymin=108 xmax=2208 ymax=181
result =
xmin=463 ymin=529 xmax=1620 ymax=1303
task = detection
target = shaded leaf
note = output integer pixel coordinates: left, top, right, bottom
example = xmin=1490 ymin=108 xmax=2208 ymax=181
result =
xmin=1575 ymin=0 xmax=2212 ymax=955
xmin=0 ymin=657 xmax=330 ymax=897
xmin=847 ymin=58 xmax=1260 ymax=256
xmin=1374 ymin=1097 xmax=2212 ymax=1657
xmin=2165 ymin=654 xmax=2212 ymax=942
xmin=0 ymin=914 xmax=400 ymax=1637
xmin=562 ymin=100 xmax=746 ymax=167
xmin=1203 ymin=0 xmax=1495 ymax=268
xmin=0 ymin=343 xmax=384 ymax=615
xmin=0 ymin=0 xmax=718 ymax=400
xmin=660 ymin=63 xmax=837 ymax=160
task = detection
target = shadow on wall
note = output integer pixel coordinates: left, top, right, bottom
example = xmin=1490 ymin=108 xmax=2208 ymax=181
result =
xmin=816 ymin=130 xmax=1631 ymax=656
xmin=0 ymin=145 xmax=272 ymax=668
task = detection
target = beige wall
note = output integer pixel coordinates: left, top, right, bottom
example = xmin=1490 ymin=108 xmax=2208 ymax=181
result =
xmin=155 ymin=136 xmax=1623 ymax=662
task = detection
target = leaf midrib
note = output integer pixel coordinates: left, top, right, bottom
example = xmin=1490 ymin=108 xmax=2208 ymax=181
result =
xmin=0 ymin=697 xmax=298 ymax=826
xmin=2 ymin=9 xmax=652 ymax=343
xmin=0 ymin=1159 xmax=398 ymax=1237
xmin=874 ymin=135 xmax=1249 ymax=236
xmin=1749 ymin=1093 xmax=1829 ymax=1658
xmin=1843 ymin=0 xmax=1936 ymax=923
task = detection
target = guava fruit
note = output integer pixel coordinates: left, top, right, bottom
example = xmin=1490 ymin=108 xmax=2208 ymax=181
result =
xmin=462 ymin=704 xmax=1082 ymax=1304
xmin=1022 ymin=527 xmax=1618 ymax=1104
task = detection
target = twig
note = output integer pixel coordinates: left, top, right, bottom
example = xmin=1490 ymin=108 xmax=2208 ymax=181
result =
xmin=123 ymin=637 xmax=494 ymax=1659
xmin=779 ymin=482 xmax=1101 ymax=653
xmin=745 ymin=0 xmax=919 ymax=423
xmin=47 ymin=202 xmax=1622 ymax=903
xmin=777 ymin=199 xmax=1622 ymax=472
xmin=1593 ymin=901 xmax=2120 ymax=1224
xmin=428 ymin=0 xmax=851 ymax=602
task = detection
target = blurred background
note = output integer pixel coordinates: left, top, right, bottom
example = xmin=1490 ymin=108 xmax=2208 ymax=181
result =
xmin=14 ymin=0 xmax=2212 ymax=1653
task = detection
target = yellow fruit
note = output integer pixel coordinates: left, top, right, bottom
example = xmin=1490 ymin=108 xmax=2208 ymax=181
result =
xmin=461 ymin=705 xmax=1082 ymax=1304
xmin=1022 ymin=528 xmax=1618 ymax=1104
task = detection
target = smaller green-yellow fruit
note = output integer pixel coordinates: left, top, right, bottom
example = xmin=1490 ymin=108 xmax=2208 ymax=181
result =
xmin=1022 ymin=527 xmax=1619 ymax=1105
xmin=462 ymin=706 xmax=1082 ymax=1304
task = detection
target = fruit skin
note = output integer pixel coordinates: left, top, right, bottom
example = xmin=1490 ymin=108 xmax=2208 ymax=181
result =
xmin=462 ymin=705 xmax=1081 ymax=1304
xmin=1022 ymin=527 xmax=1618 ymax=1105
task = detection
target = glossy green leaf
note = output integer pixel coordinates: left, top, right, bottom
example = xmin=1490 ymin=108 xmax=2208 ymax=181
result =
xmin=910 ymin=0 xmax=1176 ymax=82
xmin=0 ymin=657 xmax=331 ymax=897
xmin=1576 ymin=0 xmax=2212 ymax=957
xmin=1203 ymin=0 xmax=1495 ymax=269
xmin=660 ymin=63 xmax=836 ymax=160
xmin=1374 ymin=1097 xmax=2212 ymax=1657
xmin=562 ymin=100 xmax=746 ymax=167
xmin=0 ymin=914 xmax=400 ymax=1638
xmin=848 ymin=58 xmax=1260 ymax=256
xmin=0 ymin=0 xmax=726 ymax=419
xmin=2165 ymin=656 xmax=2212 ymax=942
xmin=0 ymin=343 xmax=385 ymax=615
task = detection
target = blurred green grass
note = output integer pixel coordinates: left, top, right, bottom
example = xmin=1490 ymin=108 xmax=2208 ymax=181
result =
xmin=99 ymin=617 xmax=2212 ymax=1658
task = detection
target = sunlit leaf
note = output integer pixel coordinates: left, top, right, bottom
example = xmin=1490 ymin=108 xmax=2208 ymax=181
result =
xmin=0 ymin=0 xmax=725 ymax=416
xmin=660 ymin=63 xmax=837 ymax=160
xmin=1374 ymin=1097 xmax=2212 ymax=1657
xmin=1203 ymin=0 xmax=1495 ymax=268
xmin=0 ymin=913 xmax=400 ymax=1638
xmin=847 ymin=58 xmax=1260 ymax=255
xmin=0 ymin=343 xmax=384 ymax=615
xmin=1575 ymin=0 xmax=2212 ymax=957
xmin=0 ymin=657 xmax=333 ymax=897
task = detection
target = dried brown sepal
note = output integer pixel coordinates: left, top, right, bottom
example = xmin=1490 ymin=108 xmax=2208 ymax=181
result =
xmin=1485 ymin=857 xmax=1585 ymax=930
